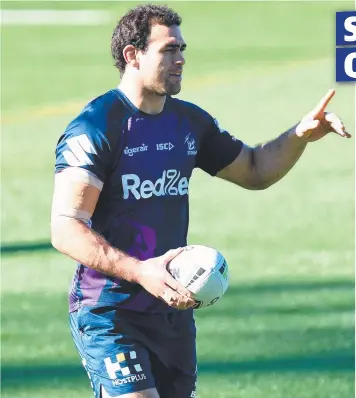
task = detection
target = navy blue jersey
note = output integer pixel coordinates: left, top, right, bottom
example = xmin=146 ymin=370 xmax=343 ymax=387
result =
xmin=55 ymin=88 xmax=243 ymax=313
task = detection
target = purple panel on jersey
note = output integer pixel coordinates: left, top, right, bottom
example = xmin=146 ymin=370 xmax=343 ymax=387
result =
xmin=108 ymin=219 xmax=159 ymax=311
xmin=69 ymin=268 xmax=80 ymax=312
xmin=78 ymin=267 xmax=108 ymax=307
xmin=71 ymin=219 xmax=159 ymax=311
xmin=125 ymin=219 xmax=157 ymax=260
xmin=104 ymin=219 xmax=158 ymax=311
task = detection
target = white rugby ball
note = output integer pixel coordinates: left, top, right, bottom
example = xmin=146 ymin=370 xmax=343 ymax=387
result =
xmin=167 ymin=245 xmax=229 ymax=309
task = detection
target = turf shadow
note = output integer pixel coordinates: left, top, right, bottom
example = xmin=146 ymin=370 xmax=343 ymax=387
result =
xmin=1 ymin=241 xmax=53 ymax=254
xmin=2 ymin=349 xmax=354 ymax=391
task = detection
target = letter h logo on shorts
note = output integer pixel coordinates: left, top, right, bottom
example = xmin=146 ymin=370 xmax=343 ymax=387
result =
xmin=104 ymin=351 xmax=142 ymax=379
xmin=336 ymin=11 xmax=356 ymax=81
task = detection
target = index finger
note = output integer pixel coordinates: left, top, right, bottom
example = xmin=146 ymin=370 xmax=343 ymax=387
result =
xmin=312 ymin=89 xmax=335 ymax=116
xmin=161 ymin=247 xmax=184 ymax=264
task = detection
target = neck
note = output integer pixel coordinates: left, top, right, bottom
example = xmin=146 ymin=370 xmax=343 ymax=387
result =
xmin=118 ymin=74 xmax=166 ymax=115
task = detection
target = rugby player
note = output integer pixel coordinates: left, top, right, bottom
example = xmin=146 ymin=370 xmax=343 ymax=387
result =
xmin=51 ymin=4 xmax=350 ymax=398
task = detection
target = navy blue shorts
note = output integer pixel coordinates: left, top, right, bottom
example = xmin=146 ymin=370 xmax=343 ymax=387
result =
xmin=70 ymin=306 xmax=197 ymax=397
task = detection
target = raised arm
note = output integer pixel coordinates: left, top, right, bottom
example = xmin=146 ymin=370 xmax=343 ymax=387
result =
xmin=217 ymin=89 xmax=351 ymax=189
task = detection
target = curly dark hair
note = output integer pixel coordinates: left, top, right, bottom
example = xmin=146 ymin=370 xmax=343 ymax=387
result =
xmin=111 ymin=4 xmax=182 ymax=75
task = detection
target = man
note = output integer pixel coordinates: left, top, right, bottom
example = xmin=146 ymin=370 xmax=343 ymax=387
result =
xmin=51 ymin=4 xmax=350 ymax=398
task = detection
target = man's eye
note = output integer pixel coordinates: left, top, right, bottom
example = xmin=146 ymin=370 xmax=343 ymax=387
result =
xmin=165 ymin=47 xmax=186 ymax=52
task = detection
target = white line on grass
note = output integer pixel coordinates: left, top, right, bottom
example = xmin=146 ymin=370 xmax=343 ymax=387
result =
xmin=0 ymin=10 xmax=111 ymax=25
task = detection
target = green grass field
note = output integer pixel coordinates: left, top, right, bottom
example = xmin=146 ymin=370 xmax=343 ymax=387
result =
xmin=1 ymin=1 xmax=354 ymax=397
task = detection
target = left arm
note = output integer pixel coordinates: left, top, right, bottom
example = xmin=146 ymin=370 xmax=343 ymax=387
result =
xmin=217 ymin=126 xmax=307 ymax=190
xmin=217 ymin=89 xmax=351 ymax=190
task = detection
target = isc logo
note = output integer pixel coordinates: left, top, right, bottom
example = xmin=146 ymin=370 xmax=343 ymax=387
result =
xmin=336 ymin=11 xmax=356 ymax=82
xmin=156 ymin=142 xmax=174 ymax=151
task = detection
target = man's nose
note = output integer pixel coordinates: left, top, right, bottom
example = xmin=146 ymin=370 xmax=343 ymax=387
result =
xmin=176 ymin=52 xmax=185 ymax=66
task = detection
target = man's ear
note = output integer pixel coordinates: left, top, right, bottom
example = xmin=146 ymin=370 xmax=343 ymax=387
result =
xmin=122 ymin=45 xmax=139 ymax=68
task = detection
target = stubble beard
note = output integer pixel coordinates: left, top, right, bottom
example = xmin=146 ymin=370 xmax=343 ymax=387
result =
xmin=166 ymin=82 xmax=181 ymax=96
xmin=145 ymin=79 xmax=181 ymax=97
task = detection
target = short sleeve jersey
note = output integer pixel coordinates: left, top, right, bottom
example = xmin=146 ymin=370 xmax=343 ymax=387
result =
xmin=55 ymin=88 xmax=243 ymax=313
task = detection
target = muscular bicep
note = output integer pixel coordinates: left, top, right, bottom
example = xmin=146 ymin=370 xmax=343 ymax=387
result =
xmin=51 ymin=167 xmax=102 ymax=224
xmin=216 ymin=144 xmax=262 ymax=190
